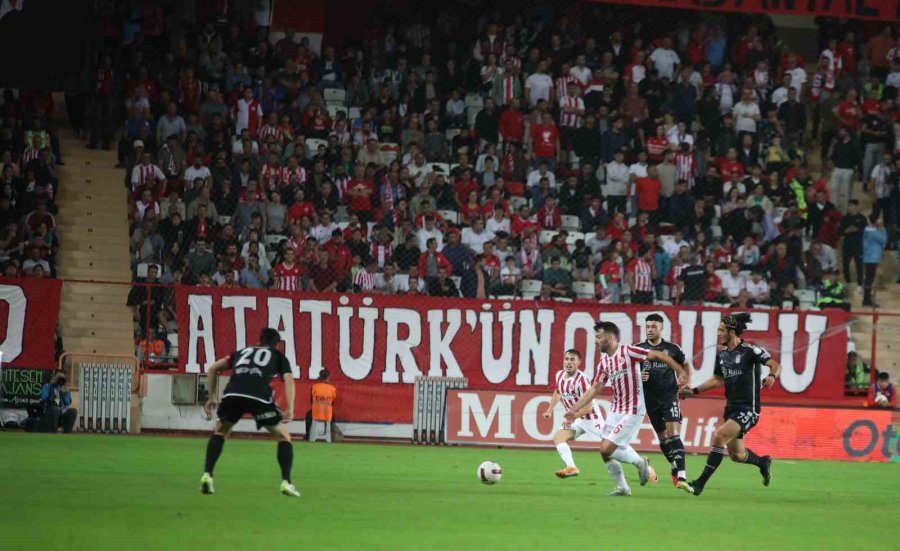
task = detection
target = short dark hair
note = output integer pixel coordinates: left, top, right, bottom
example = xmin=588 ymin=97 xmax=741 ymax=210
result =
xmin=878 ymin=371 xmax=890 ymax=381
xmin=319 ymin=368 xmax=331 ymax=381
xmin=564 ymin=348 xmax=582 ymax=359
xmin=593 ymin=321 xmax=619 ymax=339
xmin=646 ymin=313 xmax=664 ymax=324
xmin=259 ymin=327 xmax=282 ymax=347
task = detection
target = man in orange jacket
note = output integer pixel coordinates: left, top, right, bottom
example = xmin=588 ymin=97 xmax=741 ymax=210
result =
xmin=306 ymin=369 xmax=337 ymax=441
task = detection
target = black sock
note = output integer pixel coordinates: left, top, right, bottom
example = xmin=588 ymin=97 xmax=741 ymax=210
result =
xmin=667 ymin=437 xmax=687 ymax=477
xmin=695 ymin=446 xmax=726 ymax=485
xmin=205 ymin=434 xmax=225 ymax=475
xmin=658 ymin=437 xmax=676 ymax=473
xmin=277 ymin=441 xmax=293 ymax=483
xmin=742 ymin=448 xmax=763 ymax=467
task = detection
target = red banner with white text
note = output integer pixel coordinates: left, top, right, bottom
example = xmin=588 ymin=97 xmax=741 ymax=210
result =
xmin=592 ymin=0 xmax=900 ymax=22
xmin=176 ymin=288 xmax=850 ymax=423
xmin=0 ymin=277 xmax=61 ymax=369
xmin=445 ymin=389 xmax=898 ymax=462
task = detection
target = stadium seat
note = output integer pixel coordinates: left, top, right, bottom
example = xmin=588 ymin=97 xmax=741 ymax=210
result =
xmin=335 ymin=205 xmax=350 ymax=222
xmin=437 ymin=210 xmax=460 ymax=224
xmin=521 ymin=292 xmax=539 ymax=300
xmin=430 ymin=162 xmax=451 ymax=176
xmin=466 ymin=107 xmax=481 ymax=127
xmin=538 ymin=230 xmax=557 ymax=245
xmin=348 ymin=106 xmax=362 ymax=120
xmin=136 ymin=263 xmax=162 ymax=278
xmin=561 ymin=215 xmax=581 ymax=232
xmin=265 ymin=234 xmax=288 ymax=249
xmin=326 ymin=105 xmax=347 ymax=120
xmin=711 ymin=226 xmax=723 ymax=239
xmin=773 ymin=207 xmax=787 ymax=224
xmin=659 ymin=235 xmax=675 ymax=247
xmin=509 ymin=196 xmax=528 ymax=211
xmin=323 ymin=88 xmax=347 ymax=105
xmin=494 ymin=294 xmax=516 ymax=300
xmin=166 ymin=332 xmax=179 ymax=358
xmin=572 ymin=281 xmax=595 ymax=300
xmin=795 ymin=289 xmax=817 ymax=308
xmin=337 ymin=221 xmax=350 ymax=231
xmin=565 ymin=232 xmax=585 ymax=252
xmin=374 ymin=273 xmax=385 ymax=289
xmin=554 ymin=297 xmax=574 ymax=303
xmin=218 ymin=215 xmax=231 ymax=226
xmin=380 ymin=142 xmax=401 ymax=162
xmin=305 ymin=138 xmax=328 ymax=159
xmin=445 ymin=128 xmax=461 ymax=142
xmin=654 ymin=300 xmax=673 ymax=305
xmin=464 ymin=93 xmax=483 ymax=109
xmin=520 ymin=279 xmax=543 ymax=295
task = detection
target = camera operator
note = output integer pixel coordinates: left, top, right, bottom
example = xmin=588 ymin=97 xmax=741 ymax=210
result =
xmin=36 ymin=370 xmax=78 ymax=433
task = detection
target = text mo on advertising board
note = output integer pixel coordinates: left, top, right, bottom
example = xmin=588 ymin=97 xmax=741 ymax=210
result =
xmin=177 ymin=288 xmax=850 ymax=423
xmin=445 ymin=389 xmax=899 ymax=462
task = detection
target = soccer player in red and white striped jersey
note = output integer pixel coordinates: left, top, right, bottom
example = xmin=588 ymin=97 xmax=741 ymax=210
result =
xmin=566 ymin=321 xmax=685 ymax=496
xmin=273 ymin=248 xmax=303 ymax=291
xmin=542 ymin=349 xmax=604 ymax=479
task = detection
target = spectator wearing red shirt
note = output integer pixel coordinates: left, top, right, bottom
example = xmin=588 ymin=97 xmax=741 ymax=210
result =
xmin=636 ymin=165 xmax=662 ymax=222
xmin=537 ymin=196 xmax=562 ymax=230
xmin=716 ymin=148 xmax=745 ymax=181
xmin=453 ymin=171 xmax=480 ymax=208
xmin=833 ymin=89 xmax=861 ymax=130
xmin=323 ymin=229 xmax=353 ymax=289
xmin=510 ymin=204 xmax=538 ymax=237
xmin=499 ymin=98 xmax=525 ymax=147
xmin=345 ymin=165 xmax=375 ymax=222
xmin=418 ymin=237 xmax=453 ymax=278
xmin=836 ymin=31 xmax=857 ymax=76
xmin=646 ymin=125 xmax=669 ymax=162
xmin=288 ymin=189 xmax=317 ymax=226
xmin=606 ymin=212 xmax=627 ymax=240
xmin=307 ymin=249 xmax=338 ymax=293
xmin=528 ymin=111 xmax=560 ymax=169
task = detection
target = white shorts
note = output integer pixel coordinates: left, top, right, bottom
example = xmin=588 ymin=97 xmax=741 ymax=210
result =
xmin=560 ymin=417 xmax=604 ymax=440
xmin=599 ymin=411 xmax=644 ymax=447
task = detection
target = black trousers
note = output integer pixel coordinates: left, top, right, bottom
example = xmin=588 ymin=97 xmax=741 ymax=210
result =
xmin=842 ymin=246 xmax=863 ymax=284
xmin=863 ymin=262 xmax=878 ymax=304
xmin=607 ymin=195 xmax=627 ymax=215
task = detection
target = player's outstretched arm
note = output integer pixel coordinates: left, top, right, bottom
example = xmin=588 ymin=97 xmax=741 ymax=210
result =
xmin=647 ymin=350 xmax=687 ymax=387
xmin=565 ymin=382 xmax=601 ymax=421
xmin=282 ymin=372 xmax=295 ymax=423
xmin=204 ymin=357 xmax=229 ymax=419
xmin=762 ymin=358 xmax=782 ymax=389
xmin=543 ymin=390 xmax=560 ymax=419
xmin=678 ymin=376 xmax=723 ymax=399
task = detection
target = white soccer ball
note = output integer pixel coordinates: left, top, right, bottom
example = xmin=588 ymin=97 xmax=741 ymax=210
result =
xmin=875 ymin=392 xmax=889 ymax=406
xmin=477 ymin=461 xmax=502 ymax=485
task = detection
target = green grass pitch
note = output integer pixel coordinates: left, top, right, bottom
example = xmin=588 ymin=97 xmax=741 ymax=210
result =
xmin=1 ymin=433 xmax=897 ymax=551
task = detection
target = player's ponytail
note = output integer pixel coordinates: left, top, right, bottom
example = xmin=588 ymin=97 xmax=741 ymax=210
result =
xmin=723 ymin=312 xmax=752 ymax=335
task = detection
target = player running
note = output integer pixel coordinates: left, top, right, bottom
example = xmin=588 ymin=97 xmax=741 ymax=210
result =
xmin=200 ymin=327 xmax=301 ymax=497
xmin=566 ymin=321 xmax=687 ymax=497
xmin=635 ymin=313 xmax=693 ymax=492
xmin=543 ymin=349 xmax=605 ymax=479
xmin=678 ymin=313 xmax=782 ymax=497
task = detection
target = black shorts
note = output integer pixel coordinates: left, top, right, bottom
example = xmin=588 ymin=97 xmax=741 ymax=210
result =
xmin=632 ymin=291 xmax=654 ymax=304
xmin=724 ymin=406 xmax=760 ymax=438
xmin=645 ymin=390 xmax=682 ymax=434
xmin=217 ymin=396 xmax=283 ymax=430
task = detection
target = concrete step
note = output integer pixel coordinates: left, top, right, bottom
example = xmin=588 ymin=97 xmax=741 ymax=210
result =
xmin=62 ymin=337 xmax=136 ymax=356
xmin=63 ymin=325 xmax=135 ymax=340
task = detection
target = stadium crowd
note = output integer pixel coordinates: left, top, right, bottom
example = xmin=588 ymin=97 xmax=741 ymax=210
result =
xmin=101 ymin=1 xmax=900 ymax=350
xmin=0 ymin=91 xmax=62 ymax=279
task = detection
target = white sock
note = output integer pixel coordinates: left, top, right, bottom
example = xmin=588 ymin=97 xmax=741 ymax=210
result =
xmin=556 ymin=443 xmax=576 ymax=468
xmin=611 ymin=445 xmax=643 ymax=467
xmin=605 ymin=459 xmax=629 ymax=490
xmin=677 ymin=469 xmax=686 ymax=480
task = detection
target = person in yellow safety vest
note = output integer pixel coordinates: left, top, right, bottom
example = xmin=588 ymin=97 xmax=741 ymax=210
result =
xmin=817 ymin=268 xmax=849 ymax=310
xmin=844 ymin=351 xmax=870 ymax=392
xmin=788 ymin=177 xmax=808 ymax=219
xmin=305 ymin=369 xmax=337 ymax=440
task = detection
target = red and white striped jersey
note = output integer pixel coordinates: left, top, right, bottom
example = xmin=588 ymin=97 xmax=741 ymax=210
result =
xmin=333 ymin=174 xmax=351 ymax=199
xmin=554 ymin=369 xmax=602 ymax=421
xmin=594 ymin=345 xmax=650 ymax=414
xmin=259 ymin=162 xmax=282 ymax=191
xmin=280 ymin=165 xmax=307 ymax=186
xmin=274 ymin=262 xmax=302 ymax=291
xmin=558 ymin=96 xmax=584 ymax=128
xmin=555 ymin=75 xmax=578 ymax=99
xmin=498 ymin=74 xmax=517 ymax=106
xmin=233 ymin=98 xmax=263 ymax=137
xmin=130 ymin=163 xmax=165 ymax=191
xmin=20 ymin=147 xmax=40 ymax=166
xmin=353 ymin=268 xmax=376 ymax=291
xmin=674 ymin=151 xmax=695 ymax=187
xmin=370 ymin=242 xmax=393 ymax=269
xmin=258 ymin=124 xmax=283 ymax=144
xmin=631 ymin=258 xmax=653 ymax=292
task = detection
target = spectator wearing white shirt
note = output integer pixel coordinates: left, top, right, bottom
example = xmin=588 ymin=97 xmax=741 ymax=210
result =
xmin=460 ymin=217 xmax=496 ymax=254
xmin=720 ymin=262 xmax=747 ymax=302
xmin=524 ymin=60 xmax=554 ymax=107
xmin=569 ymin=54 xmax=592 ymax=87
xmin=744 ymin=270 xmax=770 ymax=304
xmin=183 ymin=158 xmax=212 ymax=187
xmin=770 ymin=74 xmax=792 ymax=109
xmin=527 ymin=163 xmax=556 ymax=189
xmin=733 ymin=91 xmax=761 ymax=135
xmin=663 ymin=230 xmax=690 ymax=258
xmin=649 ymin=38 xmax=681 ymax=81
xmin=785 ymin=54 xmax=807 ymax=96
xmin=605 ymin=149 xmax=630 ymax=214
xmin=416 ymin=216 xmax=444 ymax=252
xmin=736 ymin=236 xmax=760 ymax=269
xmin=485 ymin=204 xmax=510 ymax=234
xmin=311 ymin=212 xmax=339 ymax=244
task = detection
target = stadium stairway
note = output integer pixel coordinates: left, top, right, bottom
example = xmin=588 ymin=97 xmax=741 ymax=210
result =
xmin=54 ymin=127 xmax=134 ymax=358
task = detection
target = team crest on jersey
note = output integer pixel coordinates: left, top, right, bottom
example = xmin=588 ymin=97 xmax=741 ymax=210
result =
xmin=734 ymin=354 xmax=742 ymax=363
